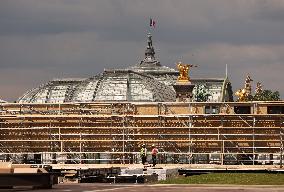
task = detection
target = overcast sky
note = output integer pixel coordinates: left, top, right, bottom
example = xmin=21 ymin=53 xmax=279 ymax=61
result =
xmin=0 ymin=0 xmax=284 ymax=101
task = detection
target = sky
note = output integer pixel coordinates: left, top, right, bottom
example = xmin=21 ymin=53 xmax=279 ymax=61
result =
xmin=0 ymin=0 xmax=284 ymax=101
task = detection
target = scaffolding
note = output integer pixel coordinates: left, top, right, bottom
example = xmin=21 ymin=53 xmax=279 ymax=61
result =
xmin=0 ymin=101 xmax=283 ymax=165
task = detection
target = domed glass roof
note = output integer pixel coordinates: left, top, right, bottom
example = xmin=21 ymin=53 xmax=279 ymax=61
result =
xmin=17 ymin=33 xmax=179 ymax=103
xmin=17 ymin=33 xmax=233 ymax=103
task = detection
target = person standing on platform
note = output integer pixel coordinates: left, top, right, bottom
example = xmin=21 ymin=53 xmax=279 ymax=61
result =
xmin=140 ymin=144 xmax=147 ymax=165
xmin=151 ymin=144 xmax=158 ymax=167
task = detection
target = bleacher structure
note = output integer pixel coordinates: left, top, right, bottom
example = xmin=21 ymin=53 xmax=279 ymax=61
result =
xmin=0 ymin=101 xmax=283 ymax=165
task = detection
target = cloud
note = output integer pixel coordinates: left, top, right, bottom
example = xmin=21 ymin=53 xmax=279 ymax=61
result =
xmin=0 ymin=68 xmax=53 ymax=100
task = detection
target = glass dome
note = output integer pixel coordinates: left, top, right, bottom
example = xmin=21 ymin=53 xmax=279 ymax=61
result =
xmin=17 ymin=33 xmax=233 ymax=103
xmin=17 ymin=33 xmax=178 ymax=103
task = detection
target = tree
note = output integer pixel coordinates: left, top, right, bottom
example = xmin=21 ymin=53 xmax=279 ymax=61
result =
xmin=193 ymin=84 xmax=212 ymax=102
xmin=253 ymin=90 xmax=280 ymax=101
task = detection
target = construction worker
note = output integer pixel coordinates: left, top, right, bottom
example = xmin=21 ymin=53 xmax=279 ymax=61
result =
xmin=140 ymin=144 xmax=147 ymax=165
xmin=151 ymin=144 xmax=158 ymax=167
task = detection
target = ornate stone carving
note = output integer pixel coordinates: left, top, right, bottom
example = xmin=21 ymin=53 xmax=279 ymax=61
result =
xmin=244 ymin=74 xmax=253 ymax=95
xmin=255 ymin=82 xmax=263 ymax=95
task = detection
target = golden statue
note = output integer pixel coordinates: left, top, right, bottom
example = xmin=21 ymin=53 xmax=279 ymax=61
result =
xmin=177 ymin=62 xmax=196 ymax=82
xmin=235 ymin=74 xmax=253 ymax=102
xmin=235 ymin=88 xmax=248 ymax=102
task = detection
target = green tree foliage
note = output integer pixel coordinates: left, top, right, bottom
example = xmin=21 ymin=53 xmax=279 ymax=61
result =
xmin=194 ymin=84 xmax=212 ymax=102
xmin=253 ymin=90 xmax=280 ymax=101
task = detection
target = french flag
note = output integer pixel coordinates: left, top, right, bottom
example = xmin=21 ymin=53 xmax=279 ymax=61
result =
xmin=150 ymin=18 xmax=156 ymax=28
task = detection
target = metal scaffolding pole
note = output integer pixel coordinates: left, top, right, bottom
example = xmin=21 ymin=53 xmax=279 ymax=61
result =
xmin=253 ymin=116 xmax=256 ymax=165
xmin=280 ymin=116 xmax=283 ymax=168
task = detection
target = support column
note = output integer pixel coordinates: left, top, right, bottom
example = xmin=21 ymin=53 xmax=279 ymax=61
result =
xmin=5 ymin=154 xmax=10 ymax=162
xmin=122 ymin=116 xmax=125 ymax=165
xmin=280 ymin=116 xmax=283 ymax=168
xmin=81 ymin=153 xmax=87 ymax=164
xmin=22 ymin=154 xmax=28 ymax=164
xmin=221 ymin=140 xmax=224 ymax=165
xmin=188 ymin=113 xmax=192 ymax=164
xmin=52 ymin=153 xmax=57 ymax=164
xmin=67 ymin=154 xmax=72 ymax=164
xmin=253 ymin=116 xmax=256 ymax=165
xmin=269 ymin=154 xmax=274 ymax=165
xmin=34 ymin=154 xmax=41 ymax=164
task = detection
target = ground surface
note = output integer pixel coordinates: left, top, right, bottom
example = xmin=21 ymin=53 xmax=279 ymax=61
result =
xmin=1 ymin=184 xmax=284 ymax=192
xmin=159 ymin=173 xmax=284 ymax=185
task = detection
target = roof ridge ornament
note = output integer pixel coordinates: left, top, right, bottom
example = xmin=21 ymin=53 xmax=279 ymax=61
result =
xmin=147 ymin=33 xmax=153 ymax=48
xmin=140 ymin=33 xmax=161 ymax=66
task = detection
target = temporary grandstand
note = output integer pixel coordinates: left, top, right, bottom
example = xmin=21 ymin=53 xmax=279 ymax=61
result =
xmin=0 ymin=101 xmax=283 ymax=165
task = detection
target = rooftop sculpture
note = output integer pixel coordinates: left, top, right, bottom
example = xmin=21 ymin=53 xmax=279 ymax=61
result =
xmin=235 ymin=74 xmax=253 ymax=102
xmin=176 ymin=62 xmax=197 ymax=82
xmin=173 ymin=61 xmax=197 ymax=102
xmin=235 ymin=88 xmax=248 ymax=102
xmin=244 ymin=74 xmax=253 ymax=95
xmin=255 ymin=82 xmax=263 ymax=95
xmin=140 ymin=33 xmax=160 ymax=66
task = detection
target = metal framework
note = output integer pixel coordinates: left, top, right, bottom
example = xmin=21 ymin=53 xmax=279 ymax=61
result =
xmin=0 ymin=101 xmax=283 ymax=165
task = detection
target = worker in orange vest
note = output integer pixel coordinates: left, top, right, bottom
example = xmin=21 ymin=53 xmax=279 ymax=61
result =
xmin=151 ymin=144 xmax=158 ymax=167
